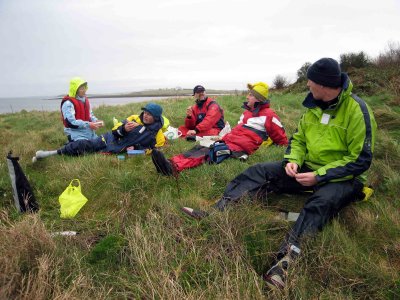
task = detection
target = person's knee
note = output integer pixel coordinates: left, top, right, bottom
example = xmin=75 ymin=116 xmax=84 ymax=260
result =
xmin=247 ymin=161 xmax=275 ymax=172
xmin=249 ymin=161 xmax=283 ymax=178
xmin=303 ymin=193 xmax=346 ymax=221
xmin=314 ymin=182 xmax=355 ymax=208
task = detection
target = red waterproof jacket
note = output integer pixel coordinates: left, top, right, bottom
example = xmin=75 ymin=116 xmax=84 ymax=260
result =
xmin=185 ymin=97 xmax=224 ymax=133
xmin=222 ymin=102 xmax=288 ymax=154
xmin=60 ymin=96 xmax=91 ymax=128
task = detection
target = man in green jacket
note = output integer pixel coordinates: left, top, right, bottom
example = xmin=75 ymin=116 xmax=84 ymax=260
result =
xmin=181 ymin=57 xmax=377 ymax=290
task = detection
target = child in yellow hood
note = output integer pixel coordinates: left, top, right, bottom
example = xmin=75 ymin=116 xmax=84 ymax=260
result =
xmin=61 ymin=77 xmax=104 ymax=142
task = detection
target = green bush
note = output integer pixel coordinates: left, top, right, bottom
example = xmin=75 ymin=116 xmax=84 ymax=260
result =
xmin=273 ymin=75 xmax=289 ymax=89
xmin=296 ymin=62 xmax=312 ymax=82
xmin=340 ymin=51 xmax=371 ymax=71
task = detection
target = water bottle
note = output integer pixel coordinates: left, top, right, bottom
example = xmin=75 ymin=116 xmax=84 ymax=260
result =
xmin=113 ymin=117 xmax=118 ymax=126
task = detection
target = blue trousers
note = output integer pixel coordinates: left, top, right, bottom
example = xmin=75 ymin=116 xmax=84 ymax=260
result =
xmin=58 ymin=137 xmax=106 ymax=156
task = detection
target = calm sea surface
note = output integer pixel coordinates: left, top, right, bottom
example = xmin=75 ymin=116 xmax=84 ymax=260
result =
xmin=0 ymin=96 xmax=172 ymax=114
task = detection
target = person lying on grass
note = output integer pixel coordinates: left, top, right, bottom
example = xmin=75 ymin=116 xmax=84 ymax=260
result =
xmin=33 ymin=103 xmax=167 ymax=162
xmin=180 ymin=58 xmax=377 ymax=291
xmin=151 ymin=82 xmax=288 ymax=176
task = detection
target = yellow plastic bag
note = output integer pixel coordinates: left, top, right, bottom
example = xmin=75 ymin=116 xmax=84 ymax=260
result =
xmin=360 ymin=186 xmax=374 ymax=202
xmin=59 ymin=179 xmax=88 ymax=218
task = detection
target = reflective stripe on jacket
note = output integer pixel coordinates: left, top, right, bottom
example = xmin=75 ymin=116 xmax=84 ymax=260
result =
xmin=222 ymin=101 xmax=288 ymax=154
xmin=185 ymin=97 xmax=225 ymax=133
xmin=106 ymin=113 xmax=166 ymax=153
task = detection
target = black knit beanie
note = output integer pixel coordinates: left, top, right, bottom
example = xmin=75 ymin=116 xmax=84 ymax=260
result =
xmin=307 ymin=58 xmax=342 ymax=87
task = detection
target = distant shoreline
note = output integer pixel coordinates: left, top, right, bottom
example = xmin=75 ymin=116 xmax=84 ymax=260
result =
xmin=46 ymin=89 xmax=238 ymax=100
xmin=0 ymin=92 xmax=239 ymax=114
xmin=0 ymin=95 xmax=174 ymax=115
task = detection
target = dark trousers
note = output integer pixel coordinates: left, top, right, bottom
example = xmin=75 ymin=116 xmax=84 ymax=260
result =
xmin=58 ymin=137 xmax=106 ymax=156
xmin=215 ymin=161 xmax=363 ymax=256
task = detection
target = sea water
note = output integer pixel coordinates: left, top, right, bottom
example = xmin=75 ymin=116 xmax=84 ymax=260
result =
xmin=0 ymin=96 xmax=171 ymax=114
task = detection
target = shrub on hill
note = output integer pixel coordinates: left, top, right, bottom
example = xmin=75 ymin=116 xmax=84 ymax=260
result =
xmin=286 ymin=44 xmax=400 ymax=97
xmin=296 ymin=62 xmax=312 ymax=82
xmin=340 ymin=51 xmax=371 ymax=71
xmin=374 ymin=41 xmax=400 ymax=68
xmin=273 ymin=75 xmax=289 ymax=90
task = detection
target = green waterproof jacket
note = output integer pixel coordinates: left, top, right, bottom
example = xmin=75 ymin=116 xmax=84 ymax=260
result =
xmin=284 ymin=74 xmax=377 ymax=184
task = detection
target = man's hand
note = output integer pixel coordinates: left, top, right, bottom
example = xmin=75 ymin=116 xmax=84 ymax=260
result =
xmin=124 ymin=121 xmax=139 ymax=132
xmin=295 ymin=172 xmax=317 ymax=186
xmin=285 ymin=162 xmax=298 ymax=177
xmin=187 ymin=130 xmax=196 ymax=136
xmin=186 ymin=106 xmax=193 ymax=117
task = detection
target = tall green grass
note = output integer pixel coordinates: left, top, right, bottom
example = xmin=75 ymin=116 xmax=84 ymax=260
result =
xmin=0 ymin=92 xmax=399 ymax=299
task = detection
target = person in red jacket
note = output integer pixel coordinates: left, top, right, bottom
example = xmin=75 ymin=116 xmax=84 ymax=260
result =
xmin=178 ymin=85 xmax=225 ymax=138
xmin=152 ymin=82 xmax=288 ymax=175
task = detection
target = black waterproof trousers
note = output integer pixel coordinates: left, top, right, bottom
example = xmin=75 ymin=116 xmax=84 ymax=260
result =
xmin=58 ymin=136 xmax=106 ymax=156
xmin=214 ymin=161 xmax=363 ymax=257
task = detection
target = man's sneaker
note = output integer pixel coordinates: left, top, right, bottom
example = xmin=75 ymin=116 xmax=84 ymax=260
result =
xmin=263 ymin=244 xmax=300 ymax=290
xmin=263 ymin=257 xmax=288 ymax=290
xmin=181 ymin=207 xmax=209 ymax=220
xmin=151 ymin=149 xmax=176 ymax=176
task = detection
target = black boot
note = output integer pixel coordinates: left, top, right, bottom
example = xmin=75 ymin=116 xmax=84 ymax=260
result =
xmin=151 ymin=149 xmax=174 ymax=176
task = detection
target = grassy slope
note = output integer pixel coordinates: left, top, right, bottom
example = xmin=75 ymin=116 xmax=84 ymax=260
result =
xmin=0 ymin=89 xmax=399 ymax=299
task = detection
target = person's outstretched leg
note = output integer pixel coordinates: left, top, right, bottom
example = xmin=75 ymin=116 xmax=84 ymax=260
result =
xmin=151 ymin=149 xmax=176 ymax=176
xmin=33 ymin=138 xmax=105 ymax=162
xmin=32 ymin=150 xmax=58 ymax=162
xmin=59 ymin=137 xmax=105 ymax=156
xmin=35 ymin=150 xmax=58 ymax=159
xmin=214 ymin=161 xmax=287 ymax=211
xmin=278 ymin=179 xmax=363 ymax=255
xmin=152 ymin=146 xmax=208 ymax=176
xmin=182 ymin=161 xmax=291 ymax=219
xmin=265 ymin=179 xmax=363 ymax=290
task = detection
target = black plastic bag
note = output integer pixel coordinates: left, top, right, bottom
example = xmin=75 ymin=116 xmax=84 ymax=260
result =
xmin=6 ymin=151 xmax=39 ymax=213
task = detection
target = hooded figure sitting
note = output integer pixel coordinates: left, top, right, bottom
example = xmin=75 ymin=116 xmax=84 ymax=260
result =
xmin=33 ymin=103 xmax=166 ymax=161
xmin=61 ymin=77 xmax=104 ymax=142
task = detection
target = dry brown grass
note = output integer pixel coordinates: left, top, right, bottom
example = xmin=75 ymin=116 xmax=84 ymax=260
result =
xmin=0 ymin=212 xmax=56 ymax=299
xmin=0 ymin=212 xmax=110 ymax=299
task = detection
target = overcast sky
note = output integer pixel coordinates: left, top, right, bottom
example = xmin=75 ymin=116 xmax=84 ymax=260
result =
xmin=1 ymin=0 xmax=399 ymax=97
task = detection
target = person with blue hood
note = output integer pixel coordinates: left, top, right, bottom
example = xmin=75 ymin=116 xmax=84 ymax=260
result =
xmin=61 ymin=77 xmax=104 ymax=142
xmin=33 ymin=103 xmax=166 ymax=161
